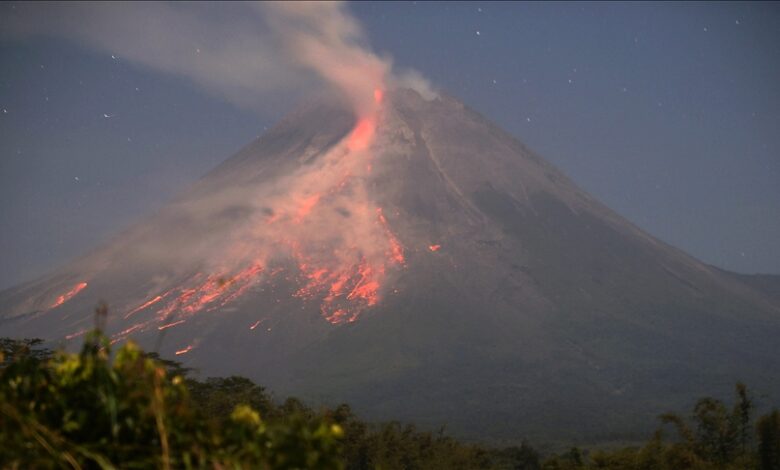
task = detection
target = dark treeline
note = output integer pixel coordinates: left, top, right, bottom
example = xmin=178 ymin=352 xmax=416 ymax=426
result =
xmin=541 ymin=382 xmax=780 ymax=470
xmin=1 ymin=323 xmax=779 ymax=469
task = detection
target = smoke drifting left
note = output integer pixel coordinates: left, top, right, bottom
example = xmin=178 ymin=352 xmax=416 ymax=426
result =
xmin=142 ymin=84 xmax=406 ymax=326
xmin=6 ymin=2 xmax=436 ymax=332
xmin=0 ymin=2 xmax=434 ymax=114
xmin=263 ymin=2 xmax=389 ymax=119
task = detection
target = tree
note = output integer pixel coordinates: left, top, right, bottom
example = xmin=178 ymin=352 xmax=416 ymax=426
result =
xmin=757 ymin=409 xmax=780 ymax=470
xmin=635 ymin=430 xmax=665 ymax=470
xmin=0 ymin=337 xmax=52 ymax=365
xmin=508 ymin=440 xmax=542 ymax=470
xmin=692 ymin=396 xmax=737 ymax=463
xmin=0 ymin=325 xmax=344 ymax=468
xmin=732 ymin=382 xmax=754 ymax=454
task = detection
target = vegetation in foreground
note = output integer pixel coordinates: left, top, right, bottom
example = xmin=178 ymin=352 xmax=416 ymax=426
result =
xmin=1 ymin=309 xmax=779 ymax=469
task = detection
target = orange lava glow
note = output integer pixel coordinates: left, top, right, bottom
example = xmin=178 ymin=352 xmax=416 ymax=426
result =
xmin=295 ymin=194 xmax=322 ymax=222
xmin=271 ymin=93 xmax=404 ymax=325
xmin=347 ymin=117 xmax=376 ymax=151
xmin=175 ymin=345 xmax=193 ymax=356
xmin=109 ymin=80 xmax=405 ymax=331
xmin=429 ymin=244 xmax=441 ymax=252
xmin=117 ymin=323 xmax=144 ymax=337
xmin=285 ymin=203 xmax=405 ymax=324
xmin=124 ymin=295 xmax=164 ymax=318
xmin=215 ymin=264 xmax=266 ymax=306
xmin=50 ymin=282 xmax=88 ymax=309
xmin=377 ymin=208 xmax=405 ymax=264
xmin=110 ymin=323 xmax=146 ymax=345
xmin=158 ymin=319 xmax=185 ymax=331
xmin=150 ymin=263 xmax=265 ymax=323
xmin=65 ymin=329 xmax=87 ymax=340
xmin=347 ymin=263 xmax=379 ymax=303
xmin=324 ymin=308 xmax=350 ymax=324
xmin=293 ymin=254 xmax=398 ymax=324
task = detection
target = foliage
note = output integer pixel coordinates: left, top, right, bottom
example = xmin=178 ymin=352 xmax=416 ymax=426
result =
xmin=0 ymin=337 xmax=52 ymax=366
xmin=540 ymin=383 xmax=779 ymax=470
xmin=1 ymin=312 xmax=777 ymax=469
xmin=0 ymin=327 xmax=343 ymax=469
xmin=0 ymin=322 xmax=522 ymax=469
xmin=757 ymin=410 xmax=780 ymax=470
xmin=325 ymin=405 xmax=495 ymax=470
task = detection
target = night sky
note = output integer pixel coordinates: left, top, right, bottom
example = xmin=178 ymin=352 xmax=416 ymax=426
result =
xmin=1 ymin=2 xmax=778 ymax=289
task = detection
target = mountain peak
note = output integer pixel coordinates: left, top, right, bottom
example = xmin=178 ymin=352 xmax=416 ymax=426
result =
xmin=2 ymin=89 xmax=779 ymax=441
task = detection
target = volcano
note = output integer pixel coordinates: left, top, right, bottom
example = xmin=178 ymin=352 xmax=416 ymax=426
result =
xmin=2 ymin=89 xmax=779 ymax=442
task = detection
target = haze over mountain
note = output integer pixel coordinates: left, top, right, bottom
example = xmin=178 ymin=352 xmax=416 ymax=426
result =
xmin=2 ymin=88 xmax=779 ymax=442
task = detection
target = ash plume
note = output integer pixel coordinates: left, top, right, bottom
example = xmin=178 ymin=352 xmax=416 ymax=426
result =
xmin=0 ymin=1 xmax=438 ymax=323
xmin=262 ymin=2 xmax=390 ymax=118
xmin=0 ymin=1 xmax=435 ymax=115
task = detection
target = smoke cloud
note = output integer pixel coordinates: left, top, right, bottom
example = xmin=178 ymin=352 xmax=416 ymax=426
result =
xmin=1 ymin=1 xmax=436 ymax=326
xmin=262 ymin=2 xmax=390 ymax=117
xmin=0 ymin=1 xmax=434 ymax=115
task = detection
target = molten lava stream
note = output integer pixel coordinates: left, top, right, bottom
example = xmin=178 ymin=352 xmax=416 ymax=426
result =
xmin=50 ymin=282 xmax=88 ymax=309
xmin=294 ymin=194 xmax=322 ymax=222
xmin=347 ymin=117 xmax=376 ymax=151
xmin=65 ymin=329 xmax=87 ymax=340
xmin=143 ymin=86 xmax=397 ymax=327
xmin=124 ymin=294 xmax=165 ymax=319
xmin=158 ymin=319 xmax=185 ymax=331
xmin=147 ymin=263 xmax=266 ymax=322
xmin=376 ymin=208 xmax=405 ymax=264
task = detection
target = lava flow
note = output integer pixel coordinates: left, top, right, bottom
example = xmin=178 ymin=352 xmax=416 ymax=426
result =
xmin=347 ymin=117 xmax=376 ymax=152
xmin=113 ymin=86 xmax=403 ymax=332
xmin=50 ymin=282 xmax=88 ymax=309
xmin=125 ymin=294 xmax=165 ymax=319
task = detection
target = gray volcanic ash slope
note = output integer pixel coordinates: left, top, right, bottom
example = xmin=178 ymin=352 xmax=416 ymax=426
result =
xmin=2 ymin=89 xmax=779 ymax=441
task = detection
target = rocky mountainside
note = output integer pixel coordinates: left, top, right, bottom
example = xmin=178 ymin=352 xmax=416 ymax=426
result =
xmin=2 ymin=89 xmax=778 ymax=442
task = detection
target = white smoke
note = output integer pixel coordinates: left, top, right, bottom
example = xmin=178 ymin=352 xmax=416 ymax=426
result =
xmin=1 ymin=1 xmax=436 ymax=324
xmin=0 ymin=1 xmax=435 ymax=115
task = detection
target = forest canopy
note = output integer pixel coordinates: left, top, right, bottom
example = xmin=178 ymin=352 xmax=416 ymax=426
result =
xmin=1 ymin=319 xmax=778 ymax=469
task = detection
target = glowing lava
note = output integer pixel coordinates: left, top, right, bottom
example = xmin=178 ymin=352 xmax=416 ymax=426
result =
xmin=347 ymin=87 xmax=383 ymax=151
xmin=347 ymin=117 xmax=376 ymax=151
xmin=429 ymin=244 xmax=441 ymax=252
xmin=294 ymin=194 xmax=322 ymax=222
xmin=110 ymin=83 xmax=403 ymax=333
xmin=50 ymin=282 xmax=88 ymax=309
xmin=158 ymin=319 xmax=185 ymax=331
xmin=152 ymin=264 xmax=265 ymax=321
xmin=288 ymin=204 xmax=405 ymax=324
xmin=377 ymin=208 xmax=405 ymax=265
xmin=65 ymin=329 xmax=87 ymax=340
xmin=125 ymin=295 xmax=164 ymax=318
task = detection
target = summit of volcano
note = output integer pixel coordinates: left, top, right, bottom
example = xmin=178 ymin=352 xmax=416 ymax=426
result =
xmin=2 ymin=88 xmax=779 ymax=441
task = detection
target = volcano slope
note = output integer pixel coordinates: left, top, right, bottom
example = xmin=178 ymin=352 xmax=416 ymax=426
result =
xmin=1 ymin=89 xmax=779 ymax=442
